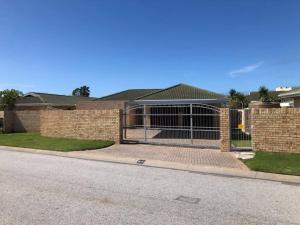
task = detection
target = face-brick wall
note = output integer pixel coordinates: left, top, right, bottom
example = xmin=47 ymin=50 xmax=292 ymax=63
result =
xmin=252 ymin=108 xmax=300 ymax=153
xmin=40 ymin=109 xmax=122 ymax=143
xmin=4 ymin=110 xmax=41 ymax=132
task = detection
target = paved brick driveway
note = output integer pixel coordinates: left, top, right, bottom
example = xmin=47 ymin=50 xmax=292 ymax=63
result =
xmin=84 ymin=144 xmax=247 ymax=170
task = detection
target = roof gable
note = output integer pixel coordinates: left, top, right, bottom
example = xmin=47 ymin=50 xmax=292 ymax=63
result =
xmin=137 ymin=83 xmax=225 ymax=100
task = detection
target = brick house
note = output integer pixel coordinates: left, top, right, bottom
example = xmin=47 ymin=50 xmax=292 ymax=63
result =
xmin=79 ymin=83 xmax=227 ymax=148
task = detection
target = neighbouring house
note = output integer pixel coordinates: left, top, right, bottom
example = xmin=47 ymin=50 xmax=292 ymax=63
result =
xmin=246 ymin=86 xmax=296 ymax=108
xmin=279 ymin=88 xmax=300 ymax=107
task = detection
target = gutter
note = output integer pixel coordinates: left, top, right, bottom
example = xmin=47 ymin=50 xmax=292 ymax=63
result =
xmin=131 ymin=99 xmax=228 ymax=105
xmin=279 ymin=91 xmax=300 ymax=98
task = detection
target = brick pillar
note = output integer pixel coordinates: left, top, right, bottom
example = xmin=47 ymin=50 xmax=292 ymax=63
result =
xmin=117 ymin=109 xmax=123 ymax=144
xmin=220 ymin=108 xmax=231 ymax=152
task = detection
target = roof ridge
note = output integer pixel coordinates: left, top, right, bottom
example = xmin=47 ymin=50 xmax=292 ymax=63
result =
xmin=136 ymin=83 xmax=224 ymax=100
xmin=95 ymin=88 xmax=161 ymax=101
xmin=134 ymin=89 xmax=163 ymax=100
xmin=27 ymin=92 xmax=92 ymax=98
xmin=180 ymin=83 xmax=225 ymax=96
xmin=135 ymin=83 xmax=182 ymax=100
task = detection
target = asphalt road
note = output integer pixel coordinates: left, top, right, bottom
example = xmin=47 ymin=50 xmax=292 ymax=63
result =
xmin=0 ymin=149 xmax=299 ymax=225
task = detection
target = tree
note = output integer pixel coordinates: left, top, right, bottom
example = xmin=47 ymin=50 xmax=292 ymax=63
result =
xmin=229 ymin=89 xmax=249 ymax=109
xmin=0 ymin=89 xmax=23 ymax=110
xmin=72 ymin=85 xmax=90 ymax=97
xmin=258 ymin=86 xmax=270 ymax=102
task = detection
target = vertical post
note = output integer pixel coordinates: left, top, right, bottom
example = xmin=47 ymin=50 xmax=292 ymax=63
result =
xmin=143 ymin=104 xmax=147 ymax=141
xmin=190 ymin=104 xmax=193 ymax=144
xmin=124 ymin=106 xmax=127 ymax=140
xmin=220 ymin=108 xmax=231 ymax=152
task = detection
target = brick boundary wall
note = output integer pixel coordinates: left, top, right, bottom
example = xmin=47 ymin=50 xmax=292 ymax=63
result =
xmin=220 ymin=108 xmax=230 ymax=152
xmin=40 ymin=109 xmax=123 ymax=143
xmin=4 ymin=110 xmax=41 ymax=132
xmin=252 ymin=108 xmax=300 ymax=153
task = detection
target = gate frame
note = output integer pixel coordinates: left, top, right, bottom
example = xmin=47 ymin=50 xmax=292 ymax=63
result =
xmin=122 ymin=100 xmax=223 ymax=149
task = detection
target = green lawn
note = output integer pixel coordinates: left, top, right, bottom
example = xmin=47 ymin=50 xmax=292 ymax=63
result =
xmin=244 ymin=152 xmax=300 ymax=176
xmin=231 ymin=140 xmax=252 ymax=148
xmin=0 ymin=133 xmax=114 ymax=152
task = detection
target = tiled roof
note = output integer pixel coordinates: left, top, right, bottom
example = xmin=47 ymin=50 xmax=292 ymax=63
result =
xmin=96 ymin=89 xmax=162 ymax=101
xmin=137 ymin=83 xmax=225 ymax=100
xmin=16 ymin=92 xmax=96 ymax=105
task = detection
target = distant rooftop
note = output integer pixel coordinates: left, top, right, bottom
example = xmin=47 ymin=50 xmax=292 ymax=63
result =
xmin=247 ymin=91 xmax=286 ymax=102
xmin=16 ymin=92 xmax=96 ymax=105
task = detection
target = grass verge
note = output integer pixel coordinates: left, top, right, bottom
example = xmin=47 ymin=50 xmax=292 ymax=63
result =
xmin=0 ymin=133 xmax=114 ymax=152
xmin=244 ymin=152 xmax=300 ymax=176
xmin=231 ymin=140 xmax=252 ymax=148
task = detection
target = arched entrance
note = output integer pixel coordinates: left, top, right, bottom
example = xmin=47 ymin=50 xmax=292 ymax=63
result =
xmin=123 ymin=103 xmax=220 ymax=148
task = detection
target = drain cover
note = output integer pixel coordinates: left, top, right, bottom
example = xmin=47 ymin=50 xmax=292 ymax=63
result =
xmin=136 ymin=159 xmax=145 ymax=165
xmin=175 ymin=195 xmax=200 ymax=204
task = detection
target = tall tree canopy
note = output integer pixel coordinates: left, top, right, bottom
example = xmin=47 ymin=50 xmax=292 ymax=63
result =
xmin=257 ymin=86 xmax=280 ymax=103
xmin=229 ymin=89 xmax=249 ymax=109
xmin=72 ymin=85 xmax=90 ymax=97
xmin=0 ymin=89 xmax=23 ymax=110
xmin=258 ymin=86 xmax=270 ymax=102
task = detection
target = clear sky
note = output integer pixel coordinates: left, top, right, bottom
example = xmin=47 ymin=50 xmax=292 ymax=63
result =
xmin=0 ymin=0 xmax=300 ymax=97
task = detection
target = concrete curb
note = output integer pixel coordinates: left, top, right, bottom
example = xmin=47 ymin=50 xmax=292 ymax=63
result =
xmin=1 ymin=145 xmax=300 ymax=184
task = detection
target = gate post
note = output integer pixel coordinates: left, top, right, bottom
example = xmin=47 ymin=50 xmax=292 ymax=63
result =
xmin=220 ymin=108 xmax=231 ymax=152
xmin=143 ymin=105 xmax=147 ymax=141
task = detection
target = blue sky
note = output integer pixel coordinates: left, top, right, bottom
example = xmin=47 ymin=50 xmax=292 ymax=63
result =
xmin=0 ymin=0 xmax=300 ymax=97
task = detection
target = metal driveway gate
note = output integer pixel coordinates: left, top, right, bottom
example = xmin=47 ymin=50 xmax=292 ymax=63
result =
xmin=123 ymin=103 xmax=220 ymax=148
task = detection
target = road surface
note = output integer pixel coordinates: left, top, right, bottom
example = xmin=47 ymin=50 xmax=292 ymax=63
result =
xmin=0 ymin=149 xmax=299 ymax=225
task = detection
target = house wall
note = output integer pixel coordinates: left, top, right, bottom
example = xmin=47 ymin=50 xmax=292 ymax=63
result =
xmin=76 ymin=100 xmax=125 ymax=110
xmin=40 ymin=109 xmax=122 ymax=143
xmin=4 ymin=110 xmax=41 ymax=132
xmin=294 ymin=97 xmax=300 ymax=108
xmin=252 ymin=108 xmax=300 ymax=153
